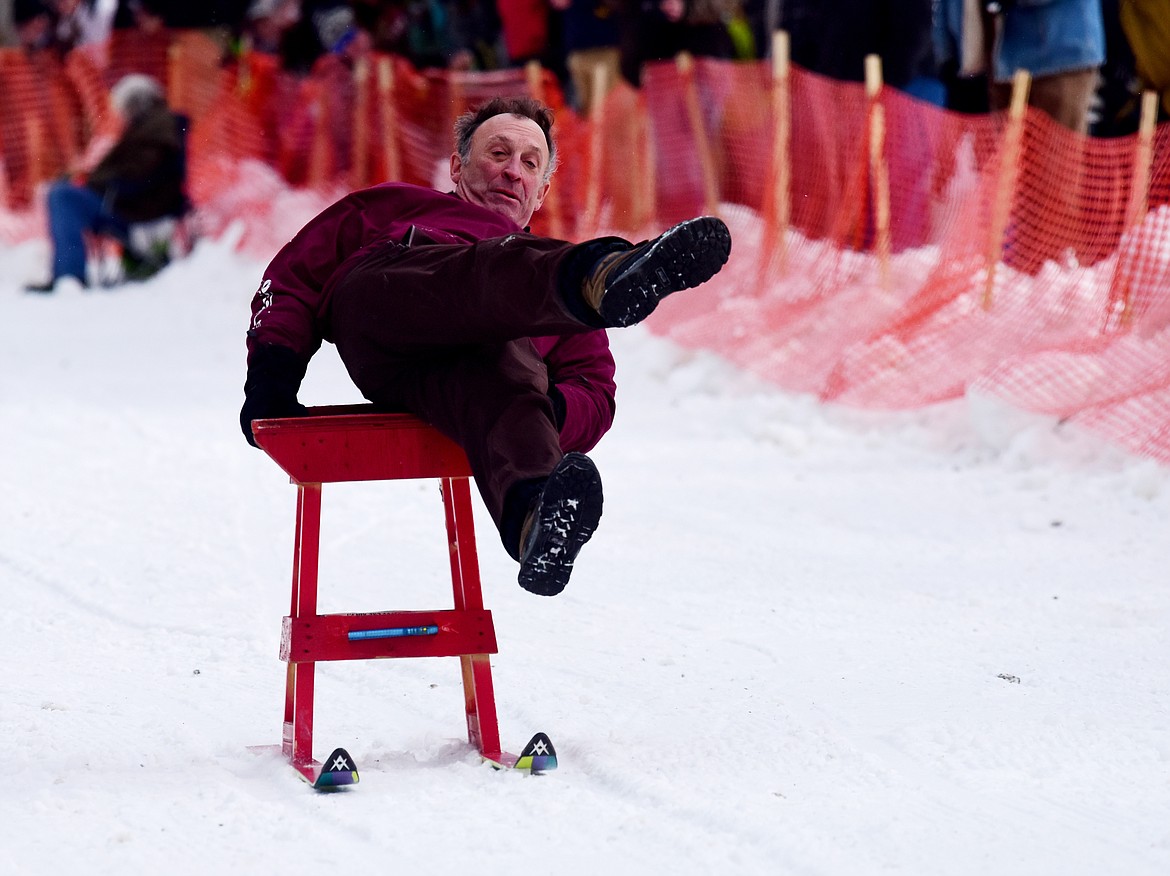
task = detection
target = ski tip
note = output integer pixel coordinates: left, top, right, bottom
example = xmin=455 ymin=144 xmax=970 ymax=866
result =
xmin=313 ymin=747 xmax=360 ymax=789
xmin=514 ymin=732 xmax=557 ymax=773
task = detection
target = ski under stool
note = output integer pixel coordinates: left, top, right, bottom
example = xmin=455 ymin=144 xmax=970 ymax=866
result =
xmin=250 ymin=404 xmax=557 ymax=789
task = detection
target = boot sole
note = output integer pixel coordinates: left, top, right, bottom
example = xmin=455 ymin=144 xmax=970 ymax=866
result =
xmin=599 ymin=216 xmax=732 ymax=328
xmin=518 ymin=453 xmax=604 ymax=597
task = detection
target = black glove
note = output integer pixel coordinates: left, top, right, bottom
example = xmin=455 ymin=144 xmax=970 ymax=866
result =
xmin=240 ymin=342 xmax=310 ymax=447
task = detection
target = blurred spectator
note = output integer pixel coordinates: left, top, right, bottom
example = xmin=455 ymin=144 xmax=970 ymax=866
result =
xmin=25 ymin=74 xmax=187 ymax=292
xmin=160 ymin=0 xmax=248 ymax=31
xmin=937 ymin=1 xmax=1106 ymax=272
xmin=286 ymin=4 xmax=374 ymax=184
xmin=111 ymin=0 xmax=164 ymax=31
xmin=52 ymin=0 xmax=116 ymax=51
xmin=311 ymin=1 xmax=371 ymax=60
xmin=12 ymin=0 xmax=55 ymax=51
xmin=615 ymin=1 xmax=667 ymax=86
xmin=276 ymin=1 xmax=363 ymax=73
xmin=259 ymin=0 xmax=317 ymax=72
xmin=1119 ymin=0 xmax=1170 ymax=119
xmin=783 ymin=1 xmax=938 ymax=252
xmin=395 ymin=0 xmax=459 ymax=69
xmin=935 ymin=0 xmax=1106 ymax=134
xmin=445 ymin=0 xmax=505 ymax=69
xmin=676 ymin=0 xmax=747 ymax=59
xmin=359 ymin=1 xmax=502 ymax=72
xmin=1091 ymin=0 xmax=1142 ymax=136
xmin=612 ymin=0 xmax=745 ymax=88
xmin=114 ymin=0 xmax=248 ymax=59
xmin=741 ymin=0 xmax=770 ymax=58
xmin=352 ymin=0 xmax=412 ymax=60
xmin=243 ymin=0 xmax=300 ymax=55
xmin=352 ymin=0 xmax=405 ymax=53
xmin=550 ymin=0 xmax=620 ymax=114
xmin=497 ymin=0 xmax=549 ymax=65
xmin=934 ymin=9 xmax=990 ymax=116
xmin=783 ymin=0 xmax=936 ymax=93
xmin=113 ymin=0 xmax=247 ymax=31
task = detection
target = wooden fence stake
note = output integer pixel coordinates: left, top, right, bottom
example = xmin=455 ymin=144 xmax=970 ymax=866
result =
xmin=765 ymin=29 xmax=791 ymax=278
xmin=634 ymin=89 xmax=656 ymax=231
xmin=377 ymin=56 xmax=401 ymax=183
xmin=1128 ymin=90 xmax=1159 ymax=228
xmin=677 ymin=51 xmax=720 ymax=217
xmin=525 ymin=60 xmax=564 ymax=239
xmin=167 ymin=40 xmax=185 ymax=116
xmin=865 ymin=54 xmax=891 ymax=289
xmin=237 ymin=36 xmax=253 ymax=96
xmin=755 ymin=29 xmax=791 ymax=291
xmin=983 ymin=69 xmax=1031 ymax=309
xmin=307 ymin=83 xmax=331 ymax=189
xmin=582 ymin=61 xmax=608 ymax=236
xmin=351 ymin=57 xmax=370 ymax=190
xmin=0 ymin=152 xmax=9 ymax=208
xmin=1106 ymin=90 xmax=1161 ymax=329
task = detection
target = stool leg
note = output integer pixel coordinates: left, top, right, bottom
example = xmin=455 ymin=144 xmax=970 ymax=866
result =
xmin=284 ymin=662 xmax=315 ymax=765
xmin=461 ymin=654 xmax=502 ymax=758
xmin=292 ymin=483 xmax=322 ymax=616
xmin=284 ymin=483 xmax=322 ymax=765
xmin=442 ymin=476 xmax=503 ymax=759
xmin=443 ymin=476 xmax=483 ymax=610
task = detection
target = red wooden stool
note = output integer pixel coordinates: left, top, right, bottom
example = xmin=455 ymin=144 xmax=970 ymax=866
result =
xmin=251 ymin=405 xmax=556 ymax=788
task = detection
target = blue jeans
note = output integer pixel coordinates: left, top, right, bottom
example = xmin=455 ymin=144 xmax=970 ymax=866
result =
xmin=47 ymin=182 xmax=128 ymax=284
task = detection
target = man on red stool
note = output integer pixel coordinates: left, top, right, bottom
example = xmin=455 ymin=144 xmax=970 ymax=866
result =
xmin=240 ymin=96 xmax=730 ymax=597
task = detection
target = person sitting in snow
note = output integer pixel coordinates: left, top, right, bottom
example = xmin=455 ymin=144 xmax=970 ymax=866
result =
xmin=25 ymin=73 xmax=188 ymax=293
xmin=239 ymin=96 xmax=731 ymax=597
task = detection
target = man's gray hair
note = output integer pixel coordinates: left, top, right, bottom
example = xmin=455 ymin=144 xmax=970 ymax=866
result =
xmin=454 ymin=97 xmax=558 ymax=182
xmin=111 ymin=74 xmax=166 ymax=121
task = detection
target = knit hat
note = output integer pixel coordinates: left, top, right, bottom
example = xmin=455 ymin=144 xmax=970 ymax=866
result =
xmin=313 ymin=6 xmax=357 ymax=54
xmin=111 ymin=74 xmax=166 ymax=120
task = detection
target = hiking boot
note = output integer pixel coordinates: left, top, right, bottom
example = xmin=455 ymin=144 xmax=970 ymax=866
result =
xmin=581 ymin=216 xmax=731 ymax=327
xmin=24 ymin=276 xmax=86 ymax=294
xmin=518 ymin=452 xmax=604 ymax=597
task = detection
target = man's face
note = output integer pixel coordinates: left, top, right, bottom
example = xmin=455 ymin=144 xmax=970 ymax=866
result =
xmin=450 ymin=113 xmax=551 ymax=228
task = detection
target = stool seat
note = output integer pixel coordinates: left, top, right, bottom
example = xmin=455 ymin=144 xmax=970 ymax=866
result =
xmin=252 ymin=405 xmax=471 ymax=484
xmin=251 ymin=404 xmax=552 ymax=786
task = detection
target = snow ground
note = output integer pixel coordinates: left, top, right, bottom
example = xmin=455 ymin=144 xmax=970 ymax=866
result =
xmin=1 ymin=233 xmax=1168 ymax=875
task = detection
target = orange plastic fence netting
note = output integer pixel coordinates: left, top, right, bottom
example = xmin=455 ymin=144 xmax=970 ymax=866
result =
xmin=2 ymin=38 xmax=1169 ymax=464
xmin=633 ymin=60 xmax=1170 ymax=464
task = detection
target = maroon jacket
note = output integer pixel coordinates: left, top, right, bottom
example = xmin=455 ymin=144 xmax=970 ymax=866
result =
xmin=247 ymin=182 xmax=616 ymax=453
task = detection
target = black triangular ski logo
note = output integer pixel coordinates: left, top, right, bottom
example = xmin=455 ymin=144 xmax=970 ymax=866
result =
xmin=520 ymin=733 xmax=555 ymax=759
xmin=514 ymin=732 xmax=557 ymax=772
xmin=314 ymin=747 xmax=359 ymax=788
